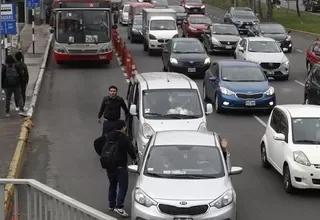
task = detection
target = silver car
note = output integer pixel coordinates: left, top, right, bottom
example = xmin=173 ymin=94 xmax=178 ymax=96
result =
xmin=120 ymin=4 xmax=130 ymax=25
xmin=128 ymin=130 xmax=243 ymax=220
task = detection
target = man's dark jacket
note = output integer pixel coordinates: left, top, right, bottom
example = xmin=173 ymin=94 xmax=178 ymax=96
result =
xmin=1 ymin=64 xmax=23 ymax=89
xmin=94 ymin=131 xmax=137 ymax=169
xmin=16 ymin=61 xmax=29 ymax=85
xmin=98 ymin=95 xmax=129 ymax=120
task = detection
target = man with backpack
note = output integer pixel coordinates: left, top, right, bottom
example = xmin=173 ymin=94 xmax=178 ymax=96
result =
xmin=14 ymin=51 xmax=29 ymax=111
xmin=1 ymin=55 xmax=27 ymax=117
xmin=94 ymin=120 xmax=137 ymax=217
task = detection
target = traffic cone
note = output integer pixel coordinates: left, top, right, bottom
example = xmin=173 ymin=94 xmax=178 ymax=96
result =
xmin=11 ymin=206 xmax=21 ymax=220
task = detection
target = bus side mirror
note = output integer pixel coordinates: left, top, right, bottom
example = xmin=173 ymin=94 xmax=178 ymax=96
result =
xmin=49 ymin=28 xmax=54 ymax=33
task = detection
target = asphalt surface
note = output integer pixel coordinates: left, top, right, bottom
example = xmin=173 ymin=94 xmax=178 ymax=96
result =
xmin=21 ymin=2 xmax=320 ymax=220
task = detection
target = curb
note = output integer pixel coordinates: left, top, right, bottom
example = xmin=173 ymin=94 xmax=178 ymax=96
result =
xmin=3 ymin=33 xmax=54 ymax=219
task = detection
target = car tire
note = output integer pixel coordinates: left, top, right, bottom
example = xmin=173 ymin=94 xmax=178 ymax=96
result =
xmin=203 ymin=84 xmax=209 ymax=102
xmin=283 ymin=165 xmax=295 ymax=194
xmin=261 ymin=143 xmax=270 ymax=168
xmin=214 ymin=94 xmax=222 ymax=113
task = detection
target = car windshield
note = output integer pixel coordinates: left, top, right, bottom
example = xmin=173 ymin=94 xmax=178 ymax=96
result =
xmin=123 ymin=5 xmax=130 ymax=12
xmin=213 ymin=25 xmax=239 ymax=35
xmin=186 ymin=0 xmax=202 ymax=3
xmin=190 ymin=17 xmax=212 ymax=24
xmin=56 ymin=10 xmax=110 ymax=44
xmin=221 ymin=66 xmax=266 ymax=82
xmin=150 ymin=20 xmax=176 ymax=30
xmin=152 ymin=0 xmax=168 ymax=6
xmin=143 ymin=89 xmax=203 ymax=119
xmin=170 ymin=6 xmax=185 ymax=12
xmin=260 ymin=25 xmax=286 ymax=34
xmin=248 ymin=41 xmax=281 ymax=53
xmin=173 ymin=41 xmax=205 ymax=53
xmin=144 ymin=145 xmax=225 ymax=179
xmin=134 ymin=17 xmax=142 ymax=25
xmin=233 ymin=10 xmax=255 ymax=16
xmin=292 ymin=118 xmax=320 ymax=144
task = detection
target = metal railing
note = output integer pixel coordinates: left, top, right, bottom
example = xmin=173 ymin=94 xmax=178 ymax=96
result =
xmin=0 ymin=179 xmax=117 ymax=220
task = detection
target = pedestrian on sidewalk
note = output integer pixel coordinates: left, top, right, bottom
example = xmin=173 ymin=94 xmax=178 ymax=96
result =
xmin=14 ymin=51 xmax=29 ymax=111
xmin=45 ymin=4 xmax=52 ymax=24
xmin=98 ymin=85 xmax=129 ymax=135
xmin=93 ymin=119 xmax=137 ymax=217
xmin=1 ymin=55 xmax=27 ymax=117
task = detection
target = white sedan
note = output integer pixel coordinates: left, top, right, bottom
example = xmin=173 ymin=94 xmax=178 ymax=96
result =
xmin=260 ymin=104 xmax=320 ymax=193
xmin=234 ymin=36 xmax=290 ymax=80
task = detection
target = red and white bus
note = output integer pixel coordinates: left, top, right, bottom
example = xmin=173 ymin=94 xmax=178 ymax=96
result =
xmin=50 ymin=0 xmax=113 ymax=64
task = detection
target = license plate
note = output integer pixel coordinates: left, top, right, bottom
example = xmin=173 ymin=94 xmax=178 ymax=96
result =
xmin=188 ymin=68 xmax=196 ymax=72
xmin=174 ymin=218 xmax=193 ymax=220
xmin=99 ymin=55 xmax=106 ymax=59
xmin=245 ymin=100 xmax=256 ymax=106
xmin=225 ymin=45 xmax=232 ymax=49
xmin=245 ymin=25 xmax=250 ymax=28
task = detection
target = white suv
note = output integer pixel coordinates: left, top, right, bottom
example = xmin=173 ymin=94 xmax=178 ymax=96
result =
xmin=260 ymin=104 xmax=320 ymax=193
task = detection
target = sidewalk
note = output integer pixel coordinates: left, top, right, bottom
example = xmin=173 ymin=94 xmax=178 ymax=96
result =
xmin=0 ymin=24 xmax=50 ymax=178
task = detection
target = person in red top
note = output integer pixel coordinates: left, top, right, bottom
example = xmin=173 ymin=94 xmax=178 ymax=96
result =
xmin=112 ymin=24 xmax=118 ymax=40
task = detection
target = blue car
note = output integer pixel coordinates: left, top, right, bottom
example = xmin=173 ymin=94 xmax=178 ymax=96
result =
xmin=203 ymin=60 xmax=276 ymax=113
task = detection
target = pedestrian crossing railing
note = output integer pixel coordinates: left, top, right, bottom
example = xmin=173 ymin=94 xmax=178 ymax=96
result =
xmin=0 ymin=179 xmax=117 ymax=220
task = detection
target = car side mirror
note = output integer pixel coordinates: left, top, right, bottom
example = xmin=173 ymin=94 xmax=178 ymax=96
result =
xmin=205 ymin=103 xmax=213 ymax=115
xmin=273 ymin=133 xmax=285 ymax=141
xmin=287 ymin=30 xmax=291 ymax=34
xmin=209 ymin=76 xmax=216 ymax=81
xmin=229 ymin=166 xmax=243 ymax=175
xmin=255 ymin=13 xmax=259 ymax=17
xmin=49 ymin=28 xmax=54 ymax=34
xmin=128 ymin=165 xmax=139 ymax=173
xmin=130 ymin=104 xmax=137 ymax=116
xmin=238 ymin=46 xmax=244 ymax=52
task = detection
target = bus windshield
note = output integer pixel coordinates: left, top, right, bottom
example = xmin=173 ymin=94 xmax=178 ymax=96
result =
xmin=56 ymin=10 xmax=110 ymax=44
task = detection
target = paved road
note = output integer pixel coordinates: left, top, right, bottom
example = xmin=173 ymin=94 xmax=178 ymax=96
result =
xmin=21 ymin=2 xmax=320 ymax=220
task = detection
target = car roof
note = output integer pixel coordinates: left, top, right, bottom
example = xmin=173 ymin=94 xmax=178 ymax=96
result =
xmin=136 ymin=72 xmax=198 ymax=90
xmin=218 ymin=60 xmax=259 ymax=67
xmin=277 ymin=104 xmax=320 ymax=118
xmin=188 ymin=14 xmax=207 ymax=17
xmin=233 ymin=7 xmax=252 ymax=10
xmin=154 ymin=130 xmax=218 ymax=146
xmin=172 ymin=37 xmax=201 ymax=43
xmin=212 ymin=23 xmax=236 ymax=27
xmin=246 ymin=36 xmax=275 ymax=42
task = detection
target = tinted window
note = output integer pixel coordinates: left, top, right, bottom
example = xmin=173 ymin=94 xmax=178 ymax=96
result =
xmin=123 ymin=5 xmax=130 ymax=12
xmin=185 ymin=0 xmax=202 ymax=3
xmin=292 ymin=118 xmax=320 ymax=144
xmin=248 ymin=41 xmax=281 ymax=53
xmin=270 ymin=109 xmax=281 ymax=131
xmin=144 ymin=145 xmax=225 ymax=178
xmin=170 ymin=6 xmax=185 ymax=12
xmin=221 ymin=66 xmax=266 ymax=82
xmin=259 ymin=24 xmax=286 ymax=34
xmin=190 ymin=16 xmax=212 ymax=24
xmin=172 ymin=40 xmax=205 ymax=53
xmin=312 ymin=69 xmax=320 ymax=85
xmin=150 ymin=20 xmax=176 ymax=30
xmin=213 ymin=25 xmax=239 ymax=35
xmin=233 ymin=10 xmax=255 ymax=16
xmin=142 ymin=89 xmax=203 ymax=118
xmin=133 ymin=17 xmax=142 ymax=25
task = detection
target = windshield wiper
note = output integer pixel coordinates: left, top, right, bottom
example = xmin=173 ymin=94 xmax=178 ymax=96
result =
xmin=144 ymin=112 xmax=164 ymax=116
xmin=146 ymin=173 xmax=166 ymax=177
xmin=222 ymin=33 xmax=236 ymax=35
xmin=162 ymin=114 xmax=199 ymax=119
xmin=294 ymin=140 xmax=320 ymax=144
xmin=169 ymin=174 xmax=217 ymax=179
xmin=232 ymin=80 xmax=264 ymax=82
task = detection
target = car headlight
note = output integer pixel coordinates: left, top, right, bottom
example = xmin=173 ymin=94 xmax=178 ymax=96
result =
xmin=204 ymin=57 xmax=210 ymax=64
xmin=201 ymin=5 xmax=205 ymax=8
xmin=134 ymin=188 xmax=157 ymax=207
xmin=99 ymin=46 xmax=112 ymax=53
xmin=282 ymin=60 xmax=289 ymax=66
xmin=55 ymin=48 xmax=66 ymax=53
xmin=142 ymin=123 xmax=155 ymax=139
xmin=285 ymin=36 xmax=291 ymax=41
xmin=264 ymin=87 xmax=275 ymax=96
xmin=209 ymin=189 xmax=234 ymax=209
xmin=293 ymin=151 xmax=311 ymax=166
xmin=220 ymin=87 xmax=235 ymax=96
xmin=198 ymin=122 xmax=207 ymax=131
xmin=211 ymin=37 xmax=220 ymax=45
xmin=132 ymin=28 xmax=138 ymax=32
xmin=170 ymin=57 xmax=178 ymax=64
xmin=185 ymin=5 xmax=191 ymax=8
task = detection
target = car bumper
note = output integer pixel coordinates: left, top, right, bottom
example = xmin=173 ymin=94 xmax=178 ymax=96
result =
xmin=289 ymin=160 xmax=320 ymax=189
xmin=260 ymin=65 xmax=290 ymax=78
xmin=185 ymin=7 xmax=205 ymax=14
xmin=176 ymin=18 xmax=185 ymax=25
xmin=121 ymin=18 xmax=129 ymax=24
xmin=218 ymin=93 xmax=276 ymax=110
xmin=188 ymin=30 xmax=204 ymax=39
xmin=210 ymin=43 xmax=236 ymax=52
xmin=149 ymin=39 xmax=170 ymax=50
xmin=53 ymin=51 xmax=113 ymax=62
xmin=131 ymin=200 xmax=237 ymax=220
xmin=169 ymin=63 xmax=210 ymax=76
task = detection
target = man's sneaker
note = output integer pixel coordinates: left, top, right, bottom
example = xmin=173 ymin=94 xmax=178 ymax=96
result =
xmin=15 ymin=107 xmax=19 ymax=111
xmin=18 ymin=111 xmax=28 ymax=117
xmin=108 ymin=207 xmax=114 ymax=211
xmin=114 ymin=208 xmax=129 ymax=217
xmin=6 ymin=113 xmax=10 ymax=117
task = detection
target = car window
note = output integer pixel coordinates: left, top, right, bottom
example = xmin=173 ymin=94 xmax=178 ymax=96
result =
xmin=133 ymin=83 xmax=140 ymax=116
xmin=139 ymin=136 xmax=153 ymax=172
xmin=144 ymin=145 xmax=225 ymax=179
xmin=248 ymin=41 xmax=281 ymax=53
xmin=210 ymin=63 xmax=219 ymax=77
xmin=278 ymin=112 xmax=288 ymax=139
xmin=270 ymin=108 xmax=281 ymax=132
xmin=221 ymin=65 xmax=266 ymax=82
xmin=172 ymin=40 xmax=205 ymax=53
xmin=292 ymin=118 xmax=320 ymax=144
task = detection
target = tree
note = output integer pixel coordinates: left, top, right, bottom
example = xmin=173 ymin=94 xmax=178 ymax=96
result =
xmin=266 ymin=0 xmax=274 ymax=21
xmin=296 ymin=0 xmax=301 ymax=16
xmin=258 ymin=0 xmax=263 ymax=19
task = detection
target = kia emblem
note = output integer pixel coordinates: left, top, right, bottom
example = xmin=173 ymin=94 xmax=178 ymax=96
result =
xmin=180 ymin=201 xmax=187 ymax=205
xmin=269 ymin=63 xmax=273 ymax=66
xmin=227 ymin=42 xmax=230 ymax=44
xmin=190 ymin=61 xmax=194 ymax=63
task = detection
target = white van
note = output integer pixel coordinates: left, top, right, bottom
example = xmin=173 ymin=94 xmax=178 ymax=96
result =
xmin=126 ymin=72 xmax=213 ymax=156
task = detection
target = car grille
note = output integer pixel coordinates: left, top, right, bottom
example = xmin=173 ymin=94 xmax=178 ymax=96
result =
xmin=220 ymin=41 xmax=237 ymax=45
xmin=187 ymin=7 xmax=202 ymax=12
xmin=181 ymin=61 xmax=202 ymax=67
xmin=236 ymin=93 xmax=263 ymax=99
xmin=158 ymin=204 xmax=208 ymax=215
xmin=68 ymin=49 xmax=98 ymax=54
xmin=157 ymin=39 xmax=170 ymax=43
xmin=312 ymin=179 xmax=320 ymax=185
xmin=239 ymin=22 xmax=253 ymax=29
xmin=260 ymin=63 xmax=281 ymax=70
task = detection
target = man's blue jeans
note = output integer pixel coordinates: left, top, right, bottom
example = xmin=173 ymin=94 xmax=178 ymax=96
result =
xmin=102 ymin=120 xmax=117 ymax=135
xmin=107 ymin=167 xmax=129 ymax=209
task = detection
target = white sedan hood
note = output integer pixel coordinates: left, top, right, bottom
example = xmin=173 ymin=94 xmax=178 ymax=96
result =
xmin=246 ymin=52 xmax=287 ymax=63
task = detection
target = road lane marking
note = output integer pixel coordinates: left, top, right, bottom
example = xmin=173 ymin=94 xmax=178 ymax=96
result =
xmin=296 ymin=49 xmax=303 ymax=53
xmin=253 ymin=115 xmax=267 ymax=127
xmin=294 ymin=80 xmax=305 ymax=86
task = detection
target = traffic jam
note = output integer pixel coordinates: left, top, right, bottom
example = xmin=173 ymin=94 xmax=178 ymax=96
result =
xmin=51 ymin=0 xmax=320 ymax=219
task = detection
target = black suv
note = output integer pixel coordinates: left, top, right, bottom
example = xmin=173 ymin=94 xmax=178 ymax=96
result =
xmin=304 ymin=0 xmax=320 ymax=12
xmin=304 ymin=62 xmax=320 ymax=104
xmin=223 ymin=7 xmax=260 ymax=34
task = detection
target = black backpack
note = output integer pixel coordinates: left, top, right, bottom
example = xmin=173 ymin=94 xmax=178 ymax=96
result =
xmin=100 ymin=138 xmax=119 ymax=169
xmin=5 ymin=64 xmax=19 ymax=86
